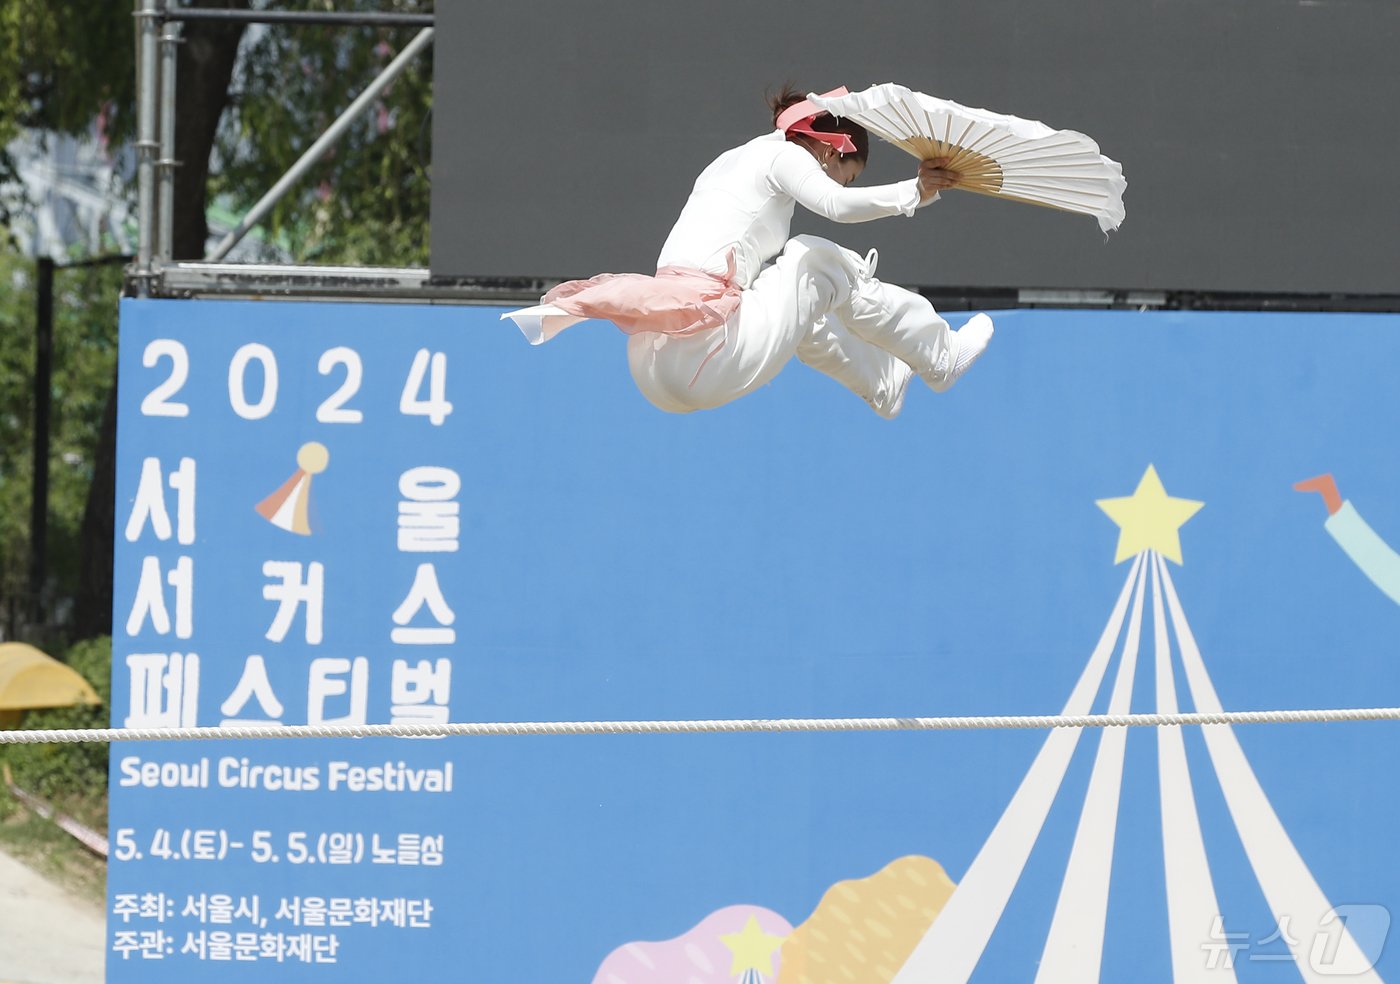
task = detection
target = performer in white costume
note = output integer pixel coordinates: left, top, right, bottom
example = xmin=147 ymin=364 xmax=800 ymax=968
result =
xmin=504 ymin=86 xmax=995 ymax=418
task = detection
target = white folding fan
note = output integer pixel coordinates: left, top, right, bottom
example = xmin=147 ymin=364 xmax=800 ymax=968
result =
xmin=810 ymin=83 xmax=1127 ymax=232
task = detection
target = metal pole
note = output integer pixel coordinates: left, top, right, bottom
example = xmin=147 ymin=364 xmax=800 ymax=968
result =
xmin=206 ymin=26 xmax=435 ymax=262
xmin=30 ymin=258 xmax=54 ymax=624
xmin=157 ymin=21 xmax=180 ymax=263
xmin=133 ymin=0 xmax=161 ymax=292
xmin=165 ymin=9 xmax=433 ymax=27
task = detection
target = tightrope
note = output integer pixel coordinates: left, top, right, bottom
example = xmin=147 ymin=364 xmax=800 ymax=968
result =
xmin=3 ymin=706 xmax=1399 ymax=744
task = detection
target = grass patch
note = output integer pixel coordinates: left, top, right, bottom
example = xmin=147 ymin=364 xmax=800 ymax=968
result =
xmin=0 ymin=781 xmax=106 ymax=907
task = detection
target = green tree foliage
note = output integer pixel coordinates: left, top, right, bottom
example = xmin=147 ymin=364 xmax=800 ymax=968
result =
xmin=1 ymin=2 xmax=435 ymax=641
xmin=213 ymin=0 xmax=433 ymax=265
xmin=0 ymin=2 xmax=437 ymax=848
xmin=0 ymin=255 xmax=121 ymax=638
xmin=0 ymin=3 xmax=134 ymax=134
xmin=0 ymin=2 xmax=134 ymax=225
xmin=46 ymin=264 xmax=125 ymax=604
xmin=0 ymin=256 xmax=33 ymax=611
xmin=2 ymin=1 xmax=433 ymax=256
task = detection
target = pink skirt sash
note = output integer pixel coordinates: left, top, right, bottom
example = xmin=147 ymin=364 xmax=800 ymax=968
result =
xmin=514 ymin=252 xmax=742 ymax=345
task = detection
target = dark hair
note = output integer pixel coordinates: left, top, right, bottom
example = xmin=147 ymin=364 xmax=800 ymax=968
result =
xmin=766 ymin=83 xmax=869 ymax=163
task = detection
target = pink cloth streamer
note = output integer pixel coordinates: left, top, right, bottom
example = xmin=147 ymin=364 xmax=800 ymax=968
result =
xmin=534 ymin=255 xmax=743 ymax=386
xmin=538 ymin=254 xmax=742 ymax=342
xmin=775 ymin=86 xmax=856 ymax=154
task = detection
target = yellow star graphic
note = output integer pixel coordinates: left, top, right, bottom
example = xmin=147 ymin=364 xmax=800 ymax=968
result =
xmin=1096 ymin=465 xmax=1204 ymax=565
xmin=719 ymin=915 xmax=787 ymax=977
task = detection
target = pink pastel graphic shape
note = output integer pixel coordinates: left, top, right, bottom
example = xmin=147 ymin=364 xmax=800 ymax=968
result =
xmin=592 ymin=904 xmax=793 ymax=984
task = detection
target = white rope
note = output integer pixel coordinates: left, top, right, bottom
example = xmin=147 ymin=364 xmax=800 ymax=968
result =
xmin=3 ymin=706 xmax=1400 ymax=744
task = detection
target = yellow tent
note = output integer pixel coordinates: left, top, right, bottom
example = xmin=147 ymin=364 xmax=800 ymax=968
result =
xmin=0 ymin=642 xmax=102 ymax=728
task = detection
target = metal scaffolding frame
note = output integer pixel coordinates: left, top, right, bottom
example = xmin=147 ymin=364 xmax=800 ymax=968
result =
xmin=130 ymin=1 xmax=445 ymax=302
xmin=128 ymin=4 xmax=1400 ymax=313
xmin=204 ymin=24 xmax=434 ymax=262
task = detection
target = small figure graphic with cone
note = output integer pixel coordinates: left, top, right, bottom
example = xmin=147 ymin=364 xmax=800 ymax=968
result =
xmin=256 ymin=442 xmax=330 ymax=535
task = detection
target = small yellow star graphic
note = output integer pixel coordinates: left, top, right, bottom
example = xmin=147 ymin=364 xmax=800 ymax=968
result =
xmin=719 ymin=915 xmax=787 ymax=977
xmin=1096 ymin=465 xmax=1204 ymax=565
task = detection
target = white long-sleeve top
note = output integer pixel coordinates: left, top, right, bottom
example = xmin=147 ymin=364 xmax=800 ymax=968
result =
xmin=655 ymin=129 xmax=925 ymax=289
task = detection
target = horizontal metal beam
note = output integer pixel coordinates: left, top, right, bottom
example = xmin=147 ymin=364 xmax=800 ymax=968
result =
xmin=149 ymin=261 xmax=554 ymax=304
xmin=163 ymin=8 xmax=433 ymax=27
xmin=141 ymin=262 xmax=1400 ymax=313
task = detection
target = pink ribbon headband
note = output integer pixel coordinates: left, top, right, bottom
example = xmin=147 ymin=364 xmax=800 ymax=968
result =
xmin=775 ymin=86 xmax=857 ymax=154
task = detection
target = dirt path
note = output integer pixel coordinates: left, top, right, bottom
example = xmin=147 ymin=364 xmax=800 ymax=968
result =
xmin=0 ymin=848 xmax=104 ymax=984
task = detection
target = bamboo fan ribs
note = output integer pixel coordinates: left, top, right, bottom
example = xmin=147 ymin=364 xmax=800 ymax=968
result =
xmin=810 ymin=83 xmax=1127 ymax=232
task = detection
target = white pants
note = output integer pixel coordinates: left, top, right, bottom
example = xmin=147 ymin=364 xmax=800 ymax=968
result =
xmin=627 ymin=235 xmax=952 ymax=419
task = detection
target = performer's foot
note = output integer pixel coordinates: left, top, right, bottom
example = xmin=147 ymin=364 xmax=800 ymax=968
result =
xmin=927 ymin=313 xmax=994 ymax=393
xmin=868 ymin=361 xmax=915 ymax=419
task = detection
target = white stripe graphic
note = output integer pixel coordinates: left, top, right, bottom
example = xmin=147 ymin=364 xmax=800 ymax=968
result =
xmin=892 ymin=554 xmax=1145 ymax=984
xmin=1158 ymin=560 xmax=1384 ymax=983
xmin=1150 ymin=553 xmax=1236 ymax=983
xmin=1035 ymin=552 xmax=1149 ymax=982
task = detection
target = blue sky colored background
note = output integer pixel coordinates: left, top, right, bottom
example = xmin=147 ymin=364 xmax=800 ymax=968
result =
xmin=111 ymin=300 xmax=1400 ymax=981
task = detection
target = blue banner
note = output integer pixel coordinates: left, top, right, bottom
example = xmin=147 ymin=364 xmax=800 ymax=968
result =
xmin=110 ymin=300 xmax=1400 ymax=981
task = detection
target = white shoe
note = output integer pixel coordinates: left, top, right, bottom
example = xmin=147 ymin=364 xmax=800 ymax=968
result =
xmin=868 ymin=360 xmax=914 ymax=419
xmin=927 ymin=313 xmax=994 ymax=393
